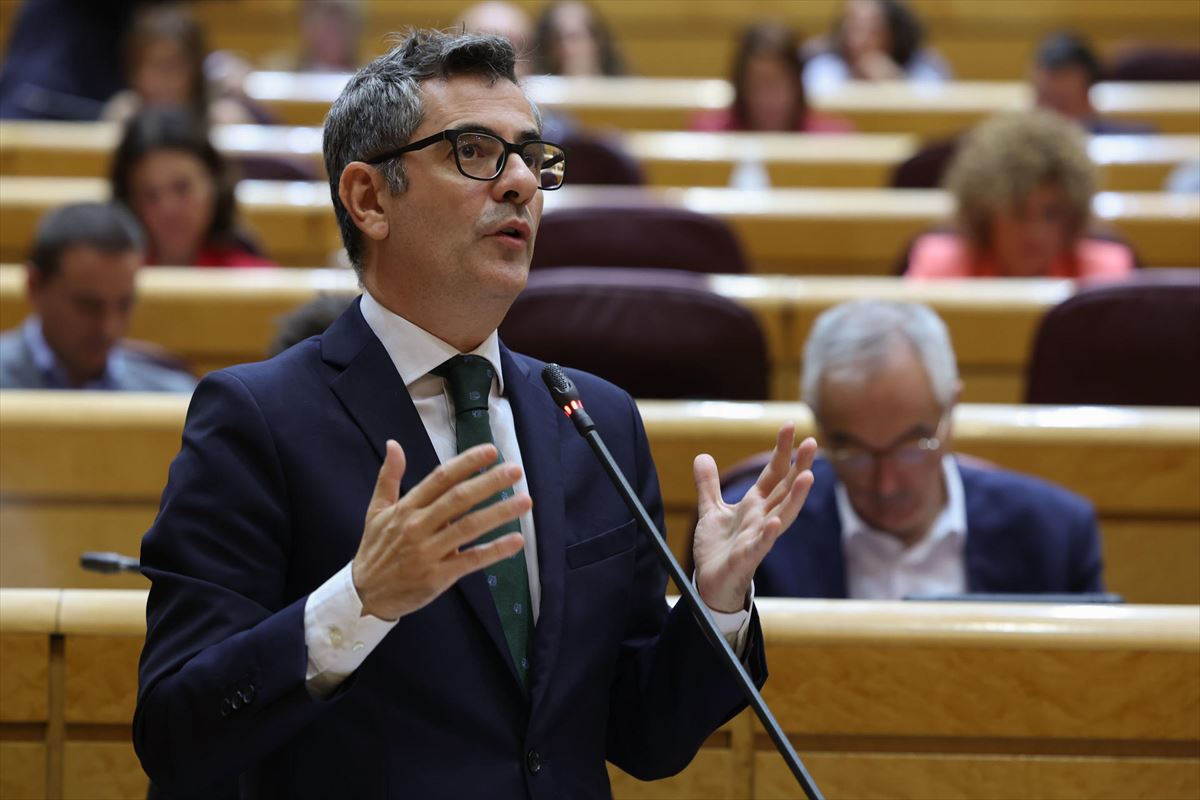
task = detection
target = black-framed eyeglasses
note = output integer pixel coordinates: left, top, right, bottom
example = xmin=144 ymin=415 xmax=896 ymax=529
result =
xmin=823 ymin=411 xmax=951 ymax=475
xmin=365 ymin=130 xmax=567 ymax=190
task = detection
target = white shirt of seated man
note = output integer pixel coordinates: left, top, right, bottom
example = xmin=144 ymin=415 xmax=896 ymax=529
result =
xmin=837 ymin=454 xmax=967 ymax=600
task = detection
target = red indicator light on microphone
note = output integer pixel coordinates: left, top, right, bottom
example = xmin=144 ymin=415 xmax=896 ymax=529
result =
xmin=562 ymin=404 xmax=573 ymax=416
xmin=570 ymin=400 xmax=583 ymax=410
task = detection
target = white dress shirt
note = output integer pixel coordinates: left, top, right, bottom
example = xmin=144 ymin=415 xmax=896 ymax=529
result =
xmin=836 ymin=456 xmax=968 ymax=600
xmin=304 ymin=292 xmax=750 ymax=695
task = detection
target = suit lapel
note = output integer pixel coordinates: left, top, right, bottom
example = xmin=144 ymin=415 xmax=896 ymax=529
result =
xmin=324 ymin=299 xmax=440 ymax=488
xmin=501 ymin=346 xmax=568 ymax=712
xmin=322 ymin=300 xmax=521 ymax=690
xmin=810 ymin=461 xmax=850 ymax=598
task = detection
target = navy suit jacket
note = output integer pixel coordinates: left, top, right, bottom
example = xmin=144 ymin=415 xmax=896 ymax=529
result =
xmin=135 ymin=299 xmax=764 ymax=799
xmin=726 ymin=458 xmax=1103 ymax=598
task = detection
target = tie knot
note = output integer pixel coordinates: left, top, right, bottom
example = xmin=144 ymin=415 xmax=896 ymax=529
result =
xmin=434 ymin=354 xmax=495 ymax=414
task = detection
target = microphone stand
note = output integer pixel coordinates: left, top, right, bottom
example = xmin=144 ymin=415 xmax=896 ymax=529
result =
xmin=541 ymin=365 xmax=824 ymax=800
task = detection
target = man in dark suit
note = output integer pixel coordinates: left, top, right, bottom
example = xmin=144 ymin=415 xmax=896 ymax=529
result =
xmin=727 ymin=300 xmax=1102 ymax=600
xmin=134 ymin=30 xmax=817 ymax=798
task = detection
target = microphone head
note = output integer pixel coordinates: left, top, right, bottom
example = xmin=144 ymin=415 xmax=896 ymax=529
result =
xmin=541 ymin=363 xmax=580 ymax=407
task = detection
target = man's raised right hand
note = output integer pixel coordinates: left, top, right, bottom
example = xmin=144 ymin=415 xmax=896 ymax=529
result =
xmin=352 ymin=439 xmax=530 ymax=621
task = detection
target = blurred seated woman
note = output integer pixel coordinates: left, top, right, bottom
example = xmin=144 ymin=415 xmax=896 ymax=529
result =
xmin=692 ymin=22 xmax=852 ymax=133
xmin=907 ymin=110 xmax=1136 ymax=280
xmin=532 ymin=0 xmax=626 ymax=76
xmin=803 ymin=0 xmax=950 ymax=95
xmin=111 ymin=107 xmax=278 ymax=268
xmin=103 ymin=2 xmax=265 ymax=126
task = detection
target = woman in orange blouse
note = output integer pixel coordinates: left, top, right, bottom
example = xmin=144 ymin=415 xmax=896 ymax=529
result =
xmin=907 ymin=110 xmax=1135 ymax=280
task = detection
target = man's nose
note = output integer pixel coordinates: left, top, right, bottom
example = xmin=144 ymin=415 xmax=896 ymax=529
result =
xmin=491 ymin=152 xmax=538 ymax=205
xmin=99 ymin=307 xmax=128 ymax=343
xmin=872 ymin=456 xmax=903 ymax=495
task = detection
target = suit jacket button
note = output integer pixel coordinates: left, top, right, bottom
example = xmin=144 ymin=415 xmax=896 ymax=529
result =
xmin=526 ymin=749 xmax=541 ymax=775
xmin=238 ymin=685 xmax=256 ymax=705
xmin=230 ymin=694 xmax=242 ymax=711
xmin=220 ymin=698 xmax=232 ymax=717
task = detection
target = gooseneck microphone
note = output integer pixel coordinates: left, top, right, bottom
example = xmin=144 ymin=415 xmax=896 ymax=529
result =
xmin=541 ymin=364 xmax=824 ymax=800
xmin=80 ymin=551 xmax=141 ymax=574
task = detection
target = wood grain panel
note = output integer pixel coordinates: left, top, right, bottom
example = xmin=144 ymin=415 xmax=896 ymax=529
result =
xmin=1103 ymin=519 xmax=1200 ymax=605
xmin=0 ymin=636 xmax=48 ymax=722
xmin=63 ymin=638 xmax=141 ymax=725
xmin=756 ymin=752 xmax=1200 ymax=800
xmin=0 ymin=742 xmax=45 ymax=800
xmin=62 ymin=741 xmax=146 ymax=800
xmin=760 ymin=644 xmax=1199 ymax=741
xmin=0 ymin=506 xmax=153 ymax=589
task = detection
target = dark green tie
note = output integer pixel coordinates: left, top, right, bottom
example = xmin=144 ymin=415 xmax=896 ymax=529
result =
xmin=433 ymin=354 xmax=533 ymax=691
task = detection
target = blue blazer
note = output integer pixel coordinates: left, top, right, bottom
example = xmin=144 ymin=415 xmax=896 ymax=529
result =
xmin=135 ymin=299 xmax=764 ymax=799
xmin=726 ymin=458 xmax=1103 ymax=599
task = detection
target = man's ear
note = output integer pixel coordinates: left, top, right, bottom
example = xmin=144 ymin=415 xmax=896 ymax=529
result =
xmin=338 ymin=162 xmax=392 ymax=243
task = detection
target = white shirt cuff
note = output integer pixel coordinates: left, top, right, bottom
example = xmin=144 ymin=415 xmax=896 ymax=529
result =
xmin=706 ymin=580 xmax=755 ymax=658
xmin=303 ymin=561 xmax=398 ymax=697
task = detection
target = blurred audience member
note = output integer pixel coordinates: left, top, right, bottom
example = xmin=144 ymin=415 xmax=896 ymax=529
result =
xmin=298 ymin=0 xmax=364 ymax=72
xmin=0 ymin=0 xmax=137 ymax=119
xmin=0 ymin=202 xmax=196 ymax=392
xmin=1032 ymin=32 xmax=1155 ymax=135
xmin=269 ymin=293 xmax=355 ymax=356
xmin=532 ymin=1 xmax=627 ymax=77
xmin=458 ymin=1 xmax=535 ymax=78
xmin=102 ymin=3 xmax=265 ymax=126
xmin=111 ymin=107 xmax=278 ymax=268
xmin=728 ymin=300 xmax=1103 ymax=599
xmin=459 ymin=2 xmax=574 ymax=141
xmin=693 ymin=22 xmax=852 ymax=133
xmin=803 ymin=0 xmax=951 ymax=95
xmin=1166 ymin=161 xmax=1200 ymax=194
xmin=907 ymin=111 xmax=1135 ymax=279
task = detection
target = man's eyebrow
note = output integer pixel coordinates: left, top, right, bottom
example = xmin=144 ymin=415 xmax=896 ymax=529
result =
xmin=450 ymin=123 xmax=500 ymax=137
xmin=449 ymin=124 xmax=543 ymax=142
xmin=827 ymin=423 xmax=933 ymax=451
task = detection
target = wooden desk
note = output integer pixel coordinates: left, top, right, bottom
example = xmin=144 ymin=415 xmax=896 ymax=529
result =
xmin=168 ymin=0 xmax=1200 ymax=81
xmin=1 ymin=393 xmax=1197 ymax=604
xmin=753 ymin=598 xmax=1200 ymax=800
xmin=541 ymin=185 xmax=1200 ymax=274
xmin=3 ymin=177 xmax=1197 ymax=272
xmin=2 ymin=588 xmax=1195 ymax=799
xmin=0 ymin=266 xmax=1072 ymax=404
xmin=710 ymin=274 xmax=1076 ymax=403
xmin=5 ymin=121 xmax=1195 ymax=194
xmin=241 ymin=72 xmax=1200 ymax=136
xmin=0 ymin=176 xmax=341 ymax=269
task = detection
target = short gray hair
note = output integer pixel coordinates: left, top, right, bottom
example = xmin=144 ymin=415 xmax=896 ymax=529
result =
xmin=802 ymin=300 xmax=959 ymax=417
xmin=323 ymin=28 xmax=535 ymax=275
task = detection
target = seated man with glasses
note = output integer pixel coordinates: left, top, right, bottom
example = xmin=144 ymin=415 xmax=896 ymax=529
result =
xmin=724 ymin=299 xmax=1103 ymax=600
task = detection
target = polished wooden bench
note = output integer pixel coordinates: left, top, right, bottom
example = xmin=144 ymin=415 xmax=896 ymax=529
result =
xmin=2 ymin=177 xmax=1197 ymax=272
xmin=1 ymin=393 xmax=1197 ymax=604
xmin=0 ymin=266 xmax=1077 ymax=403
xmin=4 ymin=121 xmax=1195 ymax=194
xmin=753 ymin=598 xmax=1200 ymax=800
xmin=174 ymin=0 xmax=1200 ymax=82
xmin=239 ymin=72 xmax=1200 ymax=135
xmin=1 ymin=588 xmax=1195 ymax=799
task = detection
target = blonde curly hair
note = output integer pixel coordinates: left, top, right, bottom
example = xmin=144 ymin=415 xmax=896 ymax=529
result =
xmin=944 ymin=110 xmax=1096 ymax=254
